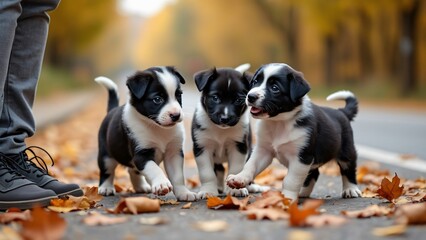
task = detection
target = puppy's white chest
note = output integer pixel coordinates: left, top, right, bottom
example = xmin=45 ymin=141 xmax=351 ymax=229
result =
xmin=258 ymin=121 xmax=308 ymax=164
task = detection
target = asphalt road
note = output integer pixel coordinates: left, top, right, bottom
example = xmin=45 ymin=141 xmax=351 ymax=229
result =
xmin=352 ymin=107 xmax=426 ymax=160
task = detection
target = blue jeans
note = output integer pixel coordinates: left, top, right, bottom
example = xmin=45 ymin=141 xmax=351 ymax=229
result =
xmin=0 ymin=0 xmax=60 ymax=154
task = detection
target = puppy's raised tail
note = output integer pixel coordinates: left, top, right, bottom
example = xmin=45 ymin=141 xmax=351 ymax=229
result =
xmin=235 ymin=63 xmax=251 ymax=74
xmin=326 ymin=90 xmax=358 ymax=121
xmin=95 ymin=76 xmax=119 ymax=112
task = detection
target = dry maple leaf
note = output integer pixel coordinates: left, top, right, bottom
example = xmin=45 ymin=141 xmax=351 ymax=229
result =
xmin=0 ymin=209 xmax=31 ymax=224
xmin=82 ymin=212 xmax=127 ymax=226
xmin=206 ymin=194 xmax=250 ymax=210
xmin=83 ymin=186 xmax=103 ymax=202
xmin=288 ymin=200 xmax=323 ymax=227
xmin=20 ymin=207 xmax=67 ymax=240
xmin=341 ymin=204 xmax=393 ymax=218
xmin=111 ymin=197 xmax=160 ymax=214
xmin=376 ymin=173 xmax=404 ymax=202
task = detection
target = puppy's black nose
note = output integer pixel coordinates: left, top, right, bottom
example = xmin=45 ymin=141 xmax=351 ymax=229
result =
xmin=170 ymin=113 xmax=181 ymax=122
xmin=219 ymin=115 xmax=230 ymax=124
xmin=247 ymin=93 xmax=258 ymax=103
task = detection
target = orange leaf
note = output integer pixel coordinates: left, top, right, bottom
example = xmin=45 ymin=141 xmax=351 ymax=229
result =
xmin=83 ymin=186 xmax=103 ymax=202
xmin=288 ymin=200 xmax=323 ymax=227
xmin=377 ymin=173 xmax=404 ymax=202
xmin=111 ymin=197 xmax=160 ymax=214
xmin=20 ymin=207 xmax=67 ymax=240
xmin=206 ymin=194 xmax=249 ymax=209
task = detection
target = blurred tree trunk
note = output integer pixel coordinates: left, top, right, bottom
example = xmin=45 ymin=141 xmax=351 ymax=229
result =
xmin=253 ymin=0 xmax=300 ymax=68
xmin=324 ymin=34 xmax=336 ymax=86
xmin=358 ymin=9 xmax=373 ymax=77
xmin=400 ymin=0 xmax=420 ymax=95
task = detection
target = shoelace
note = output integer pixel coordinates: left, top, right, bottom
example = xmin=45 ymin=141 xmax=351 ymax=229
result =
xmin=0 ymin=154 xmax=25 ymax=182
xmin=23 ymin=146 xmax=54 ymax=176
xmin=6 ymin=146 xmax=54 ymax=177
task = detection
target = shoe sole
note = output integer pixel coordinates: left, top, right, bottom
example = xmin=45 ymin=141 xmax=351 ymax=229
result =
xmin=0 ymin=195 xmax=56 ymax=211
xmin=58 ymin=188 xmax=84 ymax=198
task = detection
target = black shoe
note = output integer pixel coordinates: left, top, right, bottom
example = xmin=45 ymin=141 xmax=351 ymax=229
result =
xmin=5 ymin=146 xmax=83 ymax=197
xmin=0 ymin=157 xmax=57 ymax=210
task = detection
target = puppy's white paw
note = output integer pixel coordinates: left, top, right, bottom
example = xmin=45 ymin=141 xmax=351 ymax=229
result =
xmin=282 ymin=189 xmax=298 ymax=202
xmin=174 ymin=187 xmax=197 ymax=202
xmin=342 ymin=185 xmax=362 ymax=198
xmin=247 ymin=183 xmax=270 ymax=193
xmin=226 ymin=174 xmax=251 ymax=189
xmin=134 ymin=182 xmax=152 ymax=193
xmin=151 ymin=178 xmax=173 ymax=196
xmin=227 ymin=187 xmax=249 ymax=197
xmin=197 ymin=188 xmax=219 ymax=200
xmin=98 ymin=186 xmax=116 ymax=196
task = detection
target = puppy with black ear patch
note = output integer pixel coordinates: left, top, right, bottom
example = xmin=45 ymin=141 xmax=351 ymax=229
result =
xmin=95 ymin=67 xmax=197 ymax=201
xmin=192 ymin=64 xmax=268 ymax=199
xmin=226 ymin=63 xmax=362 ymax=201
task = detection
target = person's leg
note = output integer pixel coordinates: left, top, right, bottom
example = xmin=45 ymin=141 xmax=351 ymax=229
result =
xmin=0 ymin=1 xmax=58 ymax=210
xmin=0 ymin=0 xmax=60 ymax=154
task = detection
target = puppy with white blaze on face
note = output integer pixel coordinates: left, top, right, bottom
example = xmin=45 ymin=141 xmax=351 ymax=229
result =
xmin=95 ymin=66 xmax=197 ymax=201
xmin=192 ymin=63 xmax=269 ymax=200
xmin=226 ymin=63 xmax=362 ymax=201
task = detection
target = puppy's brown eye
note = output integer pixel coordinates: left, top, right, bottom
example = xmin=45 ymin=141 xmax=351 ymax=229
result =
xmin=153 ymin=96 xmax=164 ymax=104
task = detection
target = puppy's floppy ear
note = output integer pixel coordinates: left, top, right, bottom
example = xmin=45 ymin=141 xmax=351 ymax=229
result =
xmin=167 ymin=66 xmax=186 ymax=84
xmin=194 ymin=67 xmax=217 ymax=91
xmin=242 ymin=72 xmax=253 ymax=87
xmin=126 ymin=71 xmax=152 ymax=99
xmin=288 ymin=70 xmax=310 ymax=102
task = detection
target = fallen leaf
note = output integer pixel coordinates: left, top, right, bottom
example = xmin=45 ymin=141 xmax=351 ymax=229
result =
xmin=193 ymin=220 xmax=228 ymax=232
xmin=160 ymin=199 xmax=179 ymax=205
xmin=247 ymin=190 xmax=291 ymax=210
xmin=0 ymin=209 xmax=31 ymax=224
xmin=181 ymin=202 xmax=192 ymax=209
xmin=186 ymin=176 xmax=200 ymax=189
xmin=376 ymin=173 xmax=404 ymax=202
xmin=20 ymin=206 xmax=67 ymax=240
xmin=341 ymin=205 xmax=393 ymax=218
xmin=0 ymin=226 xmax=21 ymax=240
xmin=206 ymin=194 xmax=250 ymax=210
xmin=372 ymin=224 xmax=407 ymax=236
xmin=139 ymin=216 xmax=169 ymax=225
xmin=243 ymin=207 xmax=289 ymax=220
xmin=287 ymin=230 xmax=313 ymax=240
xmin=83 ymin=212 xmax=127 ymax=226
xmin=305 ymin=214 xmax=348 ymax=228
xmin=83 ymin=186 xmax=103 ymax=202
xmin=394 ymin=202 xmax=426 ymax=225
xmin=111 ymin=197 xmax=160 ymax=214
xmin=48 ymin=195 xmax=95 ymax=212
xmin=361 ymin=186 xmax=379 ymax=198
xmin=288 ymin=200 xmax=323 ymax=227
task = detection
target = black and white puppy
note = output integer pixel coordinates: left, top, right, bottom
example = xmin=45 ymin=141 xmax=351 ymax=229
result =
xmin=192 ymin=64 xmax=268 ymax=199
xmin=226 ymin=63 xmax=362 ymax=201
xmin=95 ymin=67 xmax=196 ymax=201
